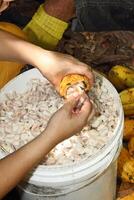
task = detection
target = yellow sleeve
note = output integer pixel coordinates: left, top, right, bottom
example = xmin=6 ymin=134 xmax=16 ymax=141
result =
xmin=23 ymin=4 xmax=68 ymax=50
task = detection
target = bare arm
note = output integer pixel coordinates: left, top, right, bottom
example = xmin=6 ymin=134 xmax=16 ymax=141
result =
xmin=0 ymin=96 xmax=92 ymax=199
xmin=0 ymin=129 xmax=56 ymax=199
xmin=0 ymin=29 xmax=94 ymax=91
xmin=0 ymin=29 xmax=49 ymax=66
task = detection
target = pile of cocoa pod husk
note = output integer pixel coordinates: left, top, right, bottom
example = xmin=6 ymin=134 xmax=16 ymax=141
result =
xmin=57 ymin=30 xmax=134 ymax=72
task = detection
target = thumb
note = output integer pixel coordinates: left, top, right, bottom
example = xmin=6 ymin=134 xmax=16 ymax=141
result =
xmin=80 ymin=98 xmax=92 ymax=118
xmin=64 ymin=96 xmax=80 ymax=112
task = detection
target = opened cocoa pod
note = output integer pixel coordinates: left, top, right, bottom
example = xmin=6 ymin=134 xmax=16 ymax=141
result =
xmin=59 ymin=74 xmax=91 ymax=98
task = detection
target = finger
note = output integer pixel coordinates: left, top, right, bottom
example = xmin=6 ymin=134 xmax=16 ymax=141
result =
xmin=73 ymin=95 xmax=87 ymax=113
xmin=87 ymin=103 xmax=96 ymax=122
xmin=80 ymin=98 xmax=92 ymax=116
xmin=84 ymin=69 xmax=95 ymax=87
xmin=0 ymin=1 xmax=9 ymax=12
xmin=65 ymin=96 xmax=81 ymax=112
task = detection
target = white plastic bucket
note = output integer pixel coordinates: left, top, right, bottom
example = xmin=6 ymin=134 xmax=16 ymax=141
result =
xmin=18 ymin=126 xmax=123 ymax=200
xmin=0 ymin=69 xmax=124 ymax=200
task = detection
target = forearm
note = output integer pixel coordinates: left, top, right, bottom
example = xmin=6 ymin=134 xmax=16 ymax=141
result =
xmin=0 ymin=128 xmax=57 ymax=199
xmin=0 ymin=29 xmax=51 ymax=73
xmin=0 ymin=29 xmax=44 ymax=64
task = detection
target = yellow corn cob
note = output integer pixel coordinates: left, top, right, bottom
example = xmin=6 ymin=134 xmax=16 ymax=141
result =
xmin=108 ymin=65 xmax=134 ymax=90
xmin=128 ymin=137 xmax=134 ymax=157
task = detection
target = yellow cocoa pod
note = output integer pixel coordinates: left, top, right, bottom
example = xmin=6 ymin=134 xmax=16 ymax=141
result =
xmin=123 ymin=117 xmax=134 ymax=140
xmin=0 ymin=22 xmax=27 ymax=38
xmin=59 ymin=74 xmax=91 ymax=97
xmin=122 ymin=158 xmax=134 ymax=183
xmin=118 ymin=147 xmax=134 ymax=183
xmin=120 ymin=88 xmax=134 ymax=105
xmin=117 ymin=193 xmax=134 ymax=200
xmin=120 ymin=88 xmax=134 ymax=116
xmin=128 ymin=137 xmax=134 ymax=157
xmin=123 ymin=103 xmax=134 ymax=116
xmin=117 ymin=147 xmax=131 ymax=178
xmin=108 ymin=65 xmax=134 ymax=91
xmin=0 ymin=22 xmax=27 ymax=88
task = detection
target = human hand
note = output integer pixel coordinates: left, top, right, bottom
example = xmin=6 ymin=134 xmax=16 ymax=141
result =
xmin=0 ymin=0 xmax=13 ymax=14
xmin=37 ymin=51 xmax=94 ymax=93
xmin=0 ymin=29 xmax=94 ymax=92
xmin=45 ymin=95 xmax=93 ymax=145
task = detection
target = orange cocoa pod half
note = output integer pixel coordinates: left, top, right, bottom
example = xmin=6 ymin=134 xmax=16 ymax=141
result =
xmin=59 ymin=74 xmax=91 ymax=98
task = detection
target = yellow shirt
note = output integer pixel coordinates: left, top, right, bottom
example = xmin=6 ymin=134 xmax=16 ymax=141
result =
xmin=24 ymin=4 xmax=68 ymax=50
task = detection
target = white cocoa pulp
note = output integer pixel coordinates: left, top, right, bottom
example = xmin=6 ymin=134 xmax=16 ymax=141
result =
xmin=0 ymin=75 xmax=118 ymax=165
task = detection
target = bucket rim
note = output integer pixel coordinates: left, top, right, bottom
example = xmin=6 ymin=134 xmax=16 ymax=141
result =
xmin=0 ymin=69 xmax=124 ymax=178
